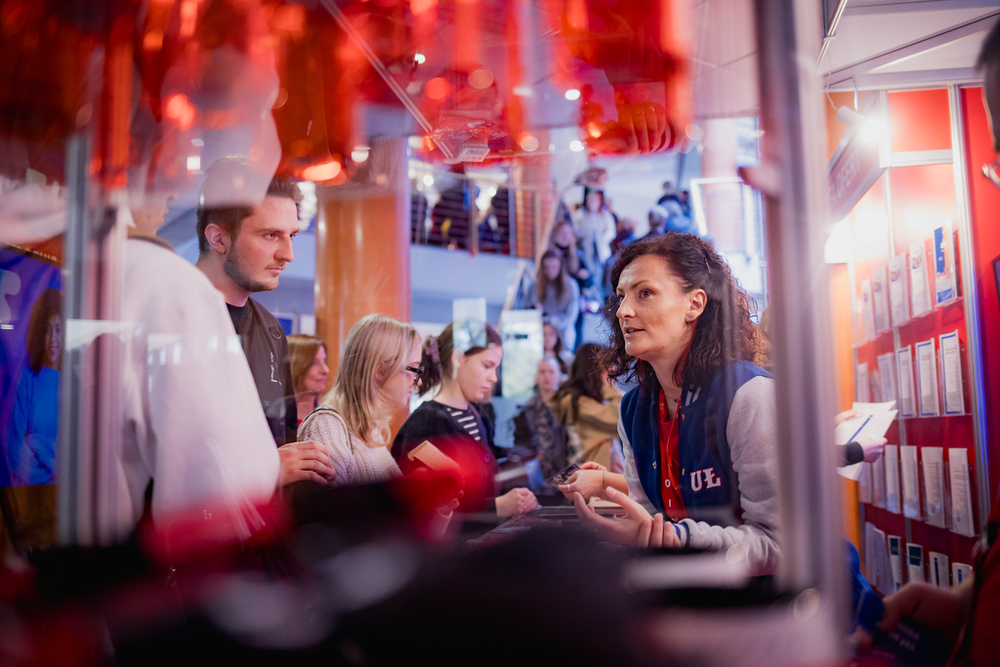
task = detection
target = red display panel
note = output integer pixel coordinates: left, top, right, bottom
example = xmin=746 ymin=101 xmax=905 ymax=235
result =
xmin=961 ymin=86 xmax=1000 ymax=503
xmin=888 ymin=89 xmax=953 ymax=153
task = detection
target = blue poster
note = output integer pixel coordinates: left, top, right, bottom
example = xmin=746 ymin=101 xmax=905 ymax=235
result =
xmin=0 ymin=245 xmax=61 ymax=487
xmin=933 ymin=226 xmax=954 ymax=303
xmin=934 ymin=227 xmax=947 ymax=276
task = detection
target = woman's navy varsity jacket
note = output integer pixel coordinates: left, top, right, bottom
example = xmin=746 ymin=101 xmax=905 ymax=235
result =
xmin=618 ymin=360 xmax=781 ymax=571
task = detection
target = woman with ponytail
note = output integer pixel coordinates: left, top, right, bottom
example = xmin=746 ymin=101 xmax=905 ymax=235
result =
xmin=392 ymin=322 xmax=538 ymax=519
xmin=559 ymin=233 xmax=780 ymax=572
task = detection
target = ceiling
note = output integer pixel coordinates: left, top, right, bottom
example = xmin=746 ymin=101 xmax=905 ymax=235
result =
xmin=819 ymin=0 xmax=1000 ymax=91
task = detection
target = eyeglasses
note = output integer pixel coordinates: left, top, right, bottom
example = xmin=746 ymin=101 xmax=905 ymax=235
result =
xmin=405 ymin=365 xmax=425 ymax=387
xmin=983 ymin=156 xmax=1000 ymax=192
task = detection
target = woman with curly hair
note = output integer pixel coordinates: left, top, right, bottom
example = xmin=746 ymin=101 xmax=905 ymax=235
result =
xmin=558 ymin=233 xmax=780 ymax=571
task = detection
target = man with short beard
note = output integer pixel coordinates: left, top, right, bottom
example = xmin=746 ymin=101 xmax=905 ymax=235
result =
xmin=196 ymin=156 xmax=334 ymax=486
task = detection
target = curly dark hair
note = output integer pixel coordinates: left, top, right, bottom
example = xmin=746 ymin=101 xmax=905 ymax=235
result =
xmin=553 ymin=343 xmax=607 ymax=417
xmin=602 ymin=233 xmax=763 ymax=389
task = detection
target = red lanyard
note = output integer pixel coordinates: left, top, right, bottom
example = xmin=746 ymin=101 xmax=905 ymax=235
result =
xmin=658 ymin=389 xmax=687 ymax=520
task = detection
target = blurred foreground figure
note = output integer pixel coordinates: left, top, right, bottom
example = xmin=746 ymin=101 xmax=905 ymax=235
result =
xmin=855 ymin=19 xmax=1000 ymax=667
xmin=114 ymin=216 xmax=280 ymax=540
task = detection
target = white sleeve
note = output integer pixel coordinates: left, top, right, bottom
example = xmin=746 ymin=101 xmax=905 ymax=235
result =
xmin=618 ymin=413 xmax=657 ymax=514
xmin=675 ymin=376 xmax=781 ymax=572
xmin=298 ymin=411 xmax=357 ymax=488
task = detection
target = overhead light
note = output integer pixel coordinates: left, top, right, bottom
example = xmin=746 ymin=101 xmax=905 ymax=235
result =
xmin=836 ymin=106 xmax=886 ymax=145
xmin=519 ymin=135 xmax=539 ymax=152
xmin=351 ymin=146 xmax=370 ymax=163
xmin=422 ymin=174 xmax=434 ymax=186
xmin=186 ymin=155 xmax=201 ymax=171
xmin=513 ymin=86 xmax=533 ymax=97
xmin=565 ymin=88 xmax=581 ymax=101
xmin=414 ymin=53 xmax=426 ymax=64
xmin=301 ymin=160 xmax=342 ymax=181
xmin=569 ymin=140 xmax=585 ymax=152
xmin=468 ymin=69 xmax=494 ymax=90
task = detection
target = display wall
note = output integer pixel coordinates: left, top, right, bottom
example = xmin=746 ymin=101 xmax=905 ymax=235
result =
xmin=834 ymin=88 xmax=984 ymax=593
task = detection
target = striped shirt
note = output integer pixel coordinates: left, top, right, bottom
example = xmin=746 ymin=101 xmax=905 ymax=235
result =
xmin=444 ymin=405 xmax=482 ymax=442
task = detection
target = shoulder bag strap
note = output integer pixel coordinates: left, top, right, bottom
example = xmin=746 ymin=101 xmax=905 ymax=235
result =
xmin=301 ymin=407 xmax=354 ymax=453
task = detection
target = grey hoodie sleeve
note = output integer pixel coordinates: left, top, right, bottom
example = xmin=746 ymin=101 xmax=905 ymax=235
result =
xmin=674 ymin=376 xmax=781 ymax=572
xmin=619 ymin=413 xmax=658 ymax=514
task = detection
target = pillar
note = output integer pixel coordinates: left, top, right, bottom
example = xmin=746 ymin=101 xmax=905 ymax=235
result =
xmin=315 ymin=135 xmax=411 ymax=410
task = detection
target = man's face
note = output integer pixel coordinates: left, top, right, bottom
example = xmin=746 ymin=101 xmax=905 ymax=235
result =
xmin=223 ymin=196 xmax=299 ymax=293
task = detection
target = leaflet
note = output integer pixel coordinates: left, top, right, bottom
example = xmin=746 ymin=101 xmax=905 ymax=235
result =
xmin=949 ymin=448 xmax=975 ymax=537
xmin=872 ymin=266 xmax=890 ymax=333
xmin=888 ymin=535 xmax=903 ymax=591
xmin=878 ymin=352 xmax=897 ymax=403
xmin=909 ymin=240 xmax=933 ymax=317
xmin=900 ymin=445 xmax=921 ymax=520
xmin=952 ymin=562 xmax=973 ymax=585
xmin=884 ymin=445 xmax=901 ymax=514
xmin=861 ymin=278 xmax=876 ymax=340
xmin=907 ymin=543 xmax=925 ymax=583
xmin=896 ymin=346 xmax=917 ymax=418
xmin=888 ymin=253 xmax=910 ymax=326
xmin=871 ymin=453 xmax=886 ymax=509
xmin=865 ymin=523 xmax=893 ymax=594
xmin=835 ymin=401 xmax=897 ymax=482
xmin=929 ymin=552 xmax=951 ymax=589
xmin=915 ymin=339 xmax=940 ymax=417
xmin=922 ymin=447 xmax=946 ymax=528
xmin=834 ymin=401 xmax=897 ymax=445
xmin=857 ymin=363 xmax=871 ymax=403
xmin=940 ymin=331 xmax=964 ymax=415
xmin=933 ymin=224 xmax=956 ymax=305
xmin=858 ymin=462 xmax=872 ymax=504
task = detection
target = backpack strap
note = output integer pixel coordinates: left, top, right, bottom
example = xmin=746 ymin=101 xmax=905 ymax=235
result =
xmin=300 ymin=407 xmax=354 ymax=453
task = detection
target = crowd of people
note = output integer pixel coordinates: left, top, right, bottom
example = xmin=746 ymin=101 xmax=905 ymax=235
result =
xmin=117 ymin=151 xmax=773 ymax=564
xmin=47 ymin=24 xmax=1000 ymax=665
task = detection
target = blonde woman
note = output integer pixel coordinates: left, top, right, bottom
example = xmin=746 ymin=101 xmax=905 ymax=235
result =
xmin=298 ymin=315 xmax=423 ymax=487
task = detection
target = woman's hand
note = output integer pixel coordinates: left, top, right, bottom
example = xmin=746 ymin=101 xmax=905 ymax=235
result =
xmin=559 ymin=469 xmax=609 ymax=500
xmin=572 ymin=486 xmax=680 ymax=548
xmin=580 ymin=461 xmax=608 ymax=472
xmin=496 ymin=487 xmax=539 ymax=518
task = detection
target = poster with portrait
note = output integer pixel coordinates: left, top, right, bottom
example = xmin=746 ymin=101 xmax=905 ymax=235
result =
xmin=0 ymin=244 xmax=62 ymax=488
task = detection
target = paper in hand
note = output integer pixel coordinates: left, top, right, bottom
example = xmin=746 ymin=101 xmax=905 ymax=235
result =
xmin=836 ymin=401 xmax=897 ymax=481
